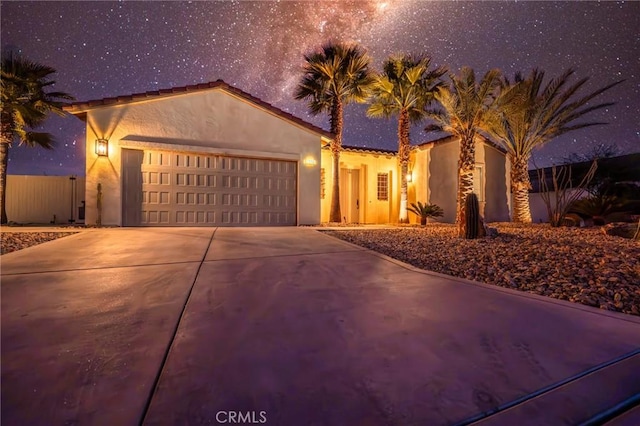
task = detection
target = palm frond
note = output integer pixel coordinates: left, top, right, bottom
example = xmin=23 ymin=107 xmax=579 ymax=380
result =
xmin=295 ymin=41 xmax=375 ymax=132
xmin=1 ymin=51 xmax=74 ymax=148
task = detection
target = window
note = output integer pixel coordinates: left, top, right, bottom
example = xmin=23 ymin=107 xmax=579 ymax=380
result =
xmin=377 ymin=173 xmax=389 ymax=200
xmin=320 ymin=168 xmax=326 ymax=199
xmin=473 ymin=166 xmax=484 ymax=202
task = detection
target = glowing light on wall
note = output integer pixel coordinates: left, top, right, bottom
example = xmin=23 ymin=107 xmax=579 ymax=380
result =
xmin=303 ymin=156 xmax=317 ymax=166
xmin=95 ymin=139 xmax=109 ymax=156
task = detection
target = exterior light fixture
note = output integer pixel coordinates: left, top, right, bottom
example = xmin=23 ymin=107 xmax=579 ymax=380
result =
xmin=406 ymin=173 xmax=413 ymax=183
xmin=95 ymin=139 xmax=108 ymax=156
xmin=302 ymin=156 xmax=317 ymax=167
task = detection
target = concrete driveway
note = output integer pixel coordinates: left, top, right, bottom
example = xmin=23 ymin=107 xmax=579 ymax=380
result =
xmin=2 ymin=227 xmax=639 ymax=425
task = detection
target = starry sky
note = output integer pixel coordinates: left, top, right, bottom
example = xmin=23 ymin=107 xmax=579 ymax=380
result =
xmin=1 ymin=0 xmax=638 ymax=176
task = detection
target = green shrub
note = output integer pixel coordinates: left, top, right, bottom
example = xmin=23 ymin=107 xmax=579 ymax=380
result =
xmin=407 ymin=202 xmax=444 ymax=226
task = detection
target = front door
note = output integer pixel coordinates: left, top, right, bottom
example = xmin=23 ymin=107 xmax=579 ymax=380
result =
xmin=340 ymin=168 xmax=360 ymax=223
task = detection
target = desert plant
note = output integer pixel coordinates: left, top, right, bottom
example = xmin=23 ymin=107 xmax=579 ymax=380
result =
xmin=96 ymin=183 xmax=103 ymax=227
xmin=485 ymin=69 xmax=622 ymax=223
xmin=407 ymin=201 xmax=444 ymax=225
xmin=295 ymin=42 xmax=375 ymax=223
xmin=464 ymin=193 xmax=481 ymax=239
xmin=537 ymin=160 xmax=598 ymax=227
xmin=425 ymin=67 xmax=502 ymax=235
xmin=569 ymin=194 xmax=627 ymax=224
xmin=1 ymin=51 xmax=74 ymax=224
xmin=367 ymin=54 xmax=446 ymax=223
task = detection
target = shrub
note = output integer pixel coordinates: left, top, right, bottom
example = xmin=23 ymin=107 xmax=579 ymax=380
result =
xmin=407 ymin=202 xmax=444 ymax=226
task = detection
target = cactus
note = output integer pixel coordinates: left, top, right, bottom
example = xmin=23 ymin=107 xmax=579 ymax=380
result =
xmin=465 ymin=193 xmax=480 ymax=239
xmin=96 ymin=183 xmax=103 ymax=227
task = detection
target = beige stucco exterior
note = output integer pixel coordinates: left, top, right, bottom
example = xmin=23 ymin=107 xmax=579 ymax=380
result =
xmin=68 ymin=82 xmax=510 ymax=227
xmin=321 ymin=136 xmax=511 ymax=225
xmin=70 ymin=87 xmax=327 ymax=226
xmin=320 ymin=147 xmax=399 ymax=223
xmin=420 ymin=136 xmax=512 ymax=223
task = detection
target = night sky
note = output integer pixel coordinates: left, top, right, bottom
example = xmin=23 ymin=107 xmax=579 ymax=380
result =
xmin=2 ymin=0 xmax=638 ymax=176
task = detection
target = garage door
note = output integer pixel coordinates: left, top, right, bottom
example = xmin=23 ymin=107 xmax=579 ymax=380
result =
xmin=122 ymin=149 xmax=297 ymax=226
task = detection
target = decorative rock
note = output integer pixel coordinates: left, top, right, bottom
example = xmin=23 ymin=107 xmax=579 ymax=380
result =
xmin=327 ymin=223 xmax=640 ymax=316
xmin=602 ymin=222 xmax=639 ymax=240
xmin=1 ymin=232 xmax=78 ymax=255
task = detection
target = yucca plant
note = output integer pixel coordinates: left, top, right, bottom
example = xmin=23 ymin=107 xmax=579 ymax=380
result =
xmin=407 ymin=201 xmax=444 ymax=226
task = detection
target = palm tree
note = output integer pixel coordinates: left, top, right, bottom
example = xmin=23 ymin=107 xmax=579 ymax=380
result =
xmin=425 ymin=67 xmax=501 ymax=236
xmin=295 ymin=42 xmax=375 ymax=223
xmin=367 ymin=54 xmax=446 ymax=223
xmin=486 ymin=68 xmax=623 ymax=223
xmin=1 ymin=52 xmax=74 ymax=224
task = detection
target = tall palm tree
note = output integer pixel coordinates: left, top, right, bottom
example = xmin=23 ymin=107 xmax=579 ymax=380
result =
xmin=295 ymin=42 xmax=375 ymax=223
xmin=425 ymin=67 xmax=501 ymax=236
xmin=1 ymin=52 xmax=74 ymax=224
xmin=486 ymin=68 xmax=623 ymax=223
xmin=367 ymin=54 xmax=446 ymax=223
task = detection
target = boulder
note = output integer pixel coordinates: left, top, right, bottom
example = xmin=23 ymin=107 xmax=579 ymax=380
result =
xmin=602 ymin=222 xmax=640 ymax=240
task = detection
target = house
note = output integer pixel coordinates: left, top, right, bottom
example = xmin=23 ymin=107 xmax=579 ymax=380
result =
xmin=321 ymin=135 xmax=512 ymax=224
xmin=65 ymin=80 xmax=512 ymax=227
xmin=64 ymin=80 xmax=331 ymax=226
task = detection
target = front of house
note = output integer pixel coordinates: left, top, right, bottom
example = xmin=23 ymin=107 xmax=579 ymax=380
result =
xmin=65 ymin=81 xmax=512 ymax=227
xmin=321 ymin=136 xmax=512 ymax=224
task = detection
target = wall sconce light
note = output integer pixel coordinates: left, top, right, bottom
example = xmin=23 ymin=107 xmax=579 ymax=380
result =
xmin=95 ymin=139 xmax=108 ymax=156
xmin=302 ymin=156 xmax=317 ymax=167
xmin=406 ymin=172 xmax=413 ymax=183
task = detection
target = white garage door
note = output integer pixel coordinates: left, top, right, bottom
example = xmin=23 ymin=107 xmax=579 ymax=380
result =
xmin=122 ymin=149 xmax=297 ymax=226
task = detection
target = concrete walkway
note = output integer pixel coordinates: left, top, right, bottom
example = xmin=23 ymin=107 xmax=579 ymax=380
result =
xmin=1 ymin=227 xmax=639 ymax=425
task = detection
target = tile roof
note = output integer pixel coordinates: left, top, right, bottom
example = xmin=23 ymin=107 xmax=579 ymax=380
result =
xmin=417 ymin=134 xmax=507 ymax=154
xmin=324 ymin=144 xmax=397 ymax=156
xmin=63 ymin=79 xmax=335 ymax=139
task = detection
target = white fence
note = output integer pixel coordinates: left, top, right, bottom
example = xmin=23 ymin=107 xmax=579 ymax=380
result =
xmin=5 ymin=175 xmax=86 ymax=224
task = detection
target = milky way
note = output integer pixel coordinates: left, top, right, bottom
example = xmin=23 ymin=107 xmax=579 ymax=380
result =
xmin=1 ymin=1 xmax=638 ymax=175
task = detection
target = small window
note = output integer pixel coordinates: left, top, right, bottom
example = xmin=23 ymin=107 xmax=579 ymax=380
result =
xmin=320 ymin=168 xmax=326 ymax=199
xmin=377 ymin=173 xmax=389 ymax=201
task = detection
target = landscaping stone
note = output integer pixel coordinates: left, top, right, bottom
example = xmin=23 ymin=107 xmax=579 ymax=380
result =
xmin=1 ymin=232 xmax=78 ymax=255
xmin=326 ymin=223 xmax=640 ymax=316
xmin=602 ymin=222 xmax=640 ymax=240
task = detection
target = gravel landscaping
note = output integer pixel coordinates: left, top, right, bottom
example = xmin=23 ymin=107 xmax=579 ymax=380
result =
xmin=325 ymin=223 xmax=640 ymax=316
xmin=1 ymin=232 xmax=78 ymax=255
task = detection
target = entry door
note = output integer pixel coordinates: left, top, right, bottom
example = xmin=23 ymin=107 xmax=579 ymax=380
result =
xmin=340 ymin=168 xmax=360 ymax=223
xmin=122 ymin=149 xmax=144 ymax=226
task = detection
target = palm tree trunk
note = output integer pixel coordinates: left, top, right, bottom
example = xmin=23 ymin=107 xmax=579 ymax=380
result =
xmin=0 ymin=136 xmax=9 ymax=225
xmin=398 ymin=110 xmax=410 ymax=223
xmin=456 ymin=132 xmax=476 ymax=237
xmin=510 ymin=154 xmax=533 ymax=223
xmin=329 ymin=100 xmax=343 ymax=223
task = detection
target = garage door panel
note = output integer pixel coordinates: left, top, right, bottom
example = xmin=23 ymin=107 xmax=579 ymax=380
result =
xmin=125 ymin=149 xmax=297 ymax=226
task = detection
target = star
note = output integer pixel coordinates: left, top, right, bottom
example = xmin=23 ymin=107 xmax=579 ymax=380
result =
xmin=1 ymin=0 xmax=638 ymax=174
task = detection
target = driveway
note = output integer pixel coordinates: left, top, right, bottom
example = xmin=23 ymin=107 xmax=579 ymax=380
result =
xmin=1 ymin=227 xmax=639 ymax=425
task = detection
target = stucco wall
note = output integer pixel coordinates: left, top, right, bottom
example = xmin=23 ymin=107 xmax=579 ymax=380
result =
xmin=81 ymin=89 xmax=322 ymax=225
xmin=426 ymin=139 xmax=509 ymax=223
xmin=428 ymin=140 xmax=458 ymax=223
xmin=483 ymin=144 xmax=511 ymax=222
xmin=320 ymin=149 xmax=398 ymax=223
